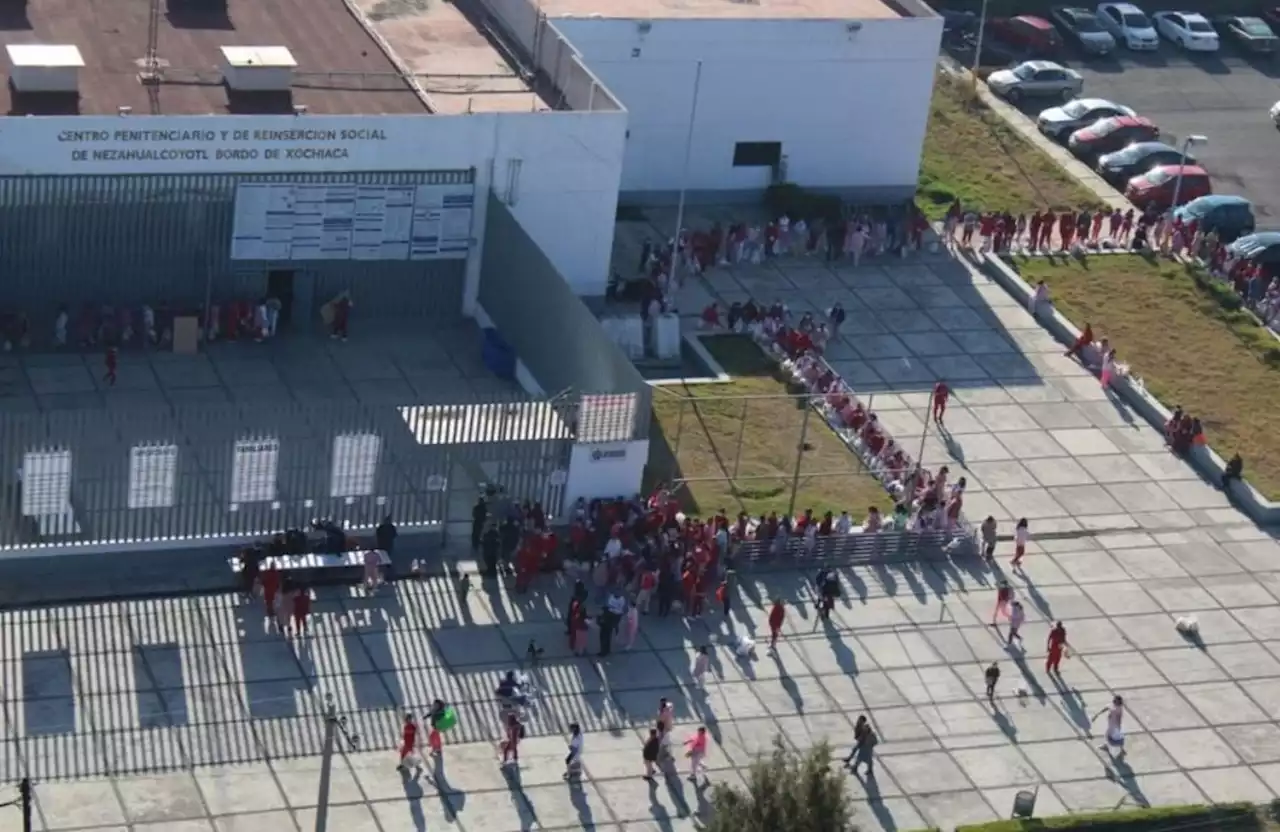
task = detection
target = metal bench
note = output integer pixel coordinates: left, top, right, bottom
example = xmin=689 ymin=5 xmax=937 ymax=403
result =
xmin=229 ymin=549 xmax=391 ymax=584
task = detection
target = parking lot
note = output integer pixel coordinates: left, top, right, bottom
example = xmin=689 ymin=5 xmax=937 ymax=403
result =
xmin=950 ymin=33 xmax=1280 ymax=226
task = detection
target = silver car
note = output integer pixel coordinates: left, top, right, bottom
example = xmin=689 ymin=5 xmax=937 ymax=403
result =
xmin=1049 ymin=6 xmax=1117 ymax=54
xmin=988 ymin=61 xmax=1084 ymax=102
xmin=1037 ymin=97 xmax=1135 ymax=141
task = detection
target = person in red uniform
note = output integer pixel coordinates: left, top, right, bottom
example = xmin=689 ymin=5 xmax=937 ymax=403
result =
xmin=931 ymin=380 xmax=950 ymax=424
xmin=1028 ymin=210 xmax=1043 ymax=251
xmin=515 ymin=537 xmax=536 ymax=593
xmin=992 ymin=580 xmax=1012 ymax=627
xmin=1064 ymin=322 xmax=1094 ymax=362
xmin=104 ymin=347 xmax=118 ymax=387
xmin=767 ymin=598 xmax=786 ymax=651
xmin=292 ymin=586 xmax=311 ymax=636
xmin=332 ymin=294 xmax=351 ymax=341
xmin=1046 ymin=621 xmax=1069 ymax=675
xmin=1039 ymin=210 xmax=1057 ymax=250
xmin=397 ymin=713 xmax=419 ymax=771
xmin=1059 ymin=210 xmax=1076 ymax=251
xmin=261 ymin=562 xmax=280 ymax=618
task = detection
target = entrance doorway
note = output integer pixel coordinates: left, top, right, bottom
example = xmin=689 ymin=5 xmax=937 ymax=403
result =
xmin=267 ymin=269 xmax=295 ymax=328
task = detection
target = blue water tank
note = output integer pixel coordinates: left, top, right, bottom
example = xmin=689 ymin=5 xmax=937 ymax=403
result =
xmin=481 ymin=328 xmax=516 ymax=380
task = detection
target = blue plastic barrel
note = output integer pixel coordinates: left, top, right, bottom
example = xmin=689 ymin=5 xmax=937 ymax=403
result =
xmin=481 ymin=328 xmax=517 ymax=380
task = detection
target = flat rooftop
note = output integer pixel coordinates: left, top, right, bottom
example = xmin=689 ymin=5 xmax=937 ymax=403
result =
xmin=540 ymin=0 xmax=899 ymax=19
xmin=352 ymin=0 xmax=552 ymax=115
xmin=0 ymin=0 xmax=431 ymax=116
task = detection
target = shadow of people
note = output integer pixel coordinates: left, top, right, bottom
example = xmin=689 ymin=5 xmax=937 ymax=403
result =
xmin=399 ymin=767 xmax=428 ymax=832
xmin=771 ymin=651 xmax=805 ymax=714
xmin=1105 ymin=754 xmax=1149 ymax=808
xmin=1008 ymin=650 xmax=1048 ymax=704
xmin=861 ymin=774 xmax=897 ymax=831
xmin=826 ymin=627 xmax=859 ymax=677
xmin=428 ymin=755 xmax=465 ymax=820
xmin=569 ymin=770 xmax=598 ymax=828
xmin=1052 ymin=676 xmax=1091 ymax=731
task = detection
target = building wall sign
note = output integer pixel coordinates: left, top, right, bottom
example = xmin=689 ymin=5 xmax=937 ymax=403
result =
xmin=0 ymin=115 xmax=496 ymax=176
xmin=58 ymin=126 xmax=391 ymax=167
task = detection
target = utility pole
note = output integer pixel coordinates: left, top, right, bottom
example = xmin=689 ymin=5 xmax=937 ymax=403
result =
xmin=314 ymin=694 xmax=359 ymax=832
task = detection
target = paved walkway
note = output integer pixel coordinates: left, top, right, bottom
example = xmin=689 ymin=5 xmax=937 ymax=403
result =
xmin=9 ymin=254 xmax=1280 ymax=831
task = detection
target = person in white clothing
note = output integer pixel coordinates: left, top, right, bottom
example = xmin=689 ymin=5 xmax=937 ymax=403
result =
xmin=1093 ymin=695 xmax=1126 ymax=760
xmin=835 ymin=511 xmax=853 ymax=535
xmin=564 ymin=723 xmax=584 ymax=780
xmin=691 ymin=645 xmax=710 ymax=686
xmin=1006 ymin=601 xmax=1025 ymax=647
xmin=1028 ymin=281 xmax=1050 ymax=315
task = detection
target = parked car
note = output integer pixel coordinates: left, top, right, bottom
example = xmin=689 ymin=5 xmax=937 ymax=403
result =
xmin=988 ymin=15 xmax=1064 ymax=57
xmin=1095 ymin=141 xmax=1195 ymax=187
xmin=1213 ymin=16 xmax=1279 ymax=54
xmin=1174 ymin=195 xmax=1256 ymax=242
xmin=1067 ymin=115 xmax=1159 ymax=160
xmin=1037 ymin=97 xmax=1135 ymax=141
xmin=987 ymin=61 xmax=1084 ymax=102
xmin=1153 ymin=11 xmax=1220 ymax=51
xmin=1097 ymin=2 xmax=1159 ymax=50
xmin=1125 ymin=164 xmax=1211 ymax=210
xmin=1050 ymin=6 xmax=1118 ymax=54
xmin=1228 ymin=233 xmax=1280 ymax=271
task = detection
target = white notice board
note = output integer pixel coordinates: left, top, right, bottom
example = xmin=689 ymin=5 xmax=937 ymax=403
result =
xmin=231 ymin=439 xmax=279 ymax=504
xmin=231 ymin=182 xmax=472 ymax=262
xmin=330 ymin=433 xmax=381 ymax=498
xmin=20 ymin=450 xmax=72 ymax=516
xmin=128 ymin=444 xmax=179 ymax=509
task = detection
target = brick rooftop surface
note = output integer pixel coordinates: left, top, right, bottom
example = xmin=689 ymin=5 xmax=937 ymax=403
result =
xmin=0 ymin=0 xmax=430 ymax=116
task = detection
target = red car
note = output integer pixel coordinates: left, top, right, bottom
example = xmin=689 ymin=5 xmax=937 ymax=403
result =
xmin=1125 ymin=164 xmax=1212 ymax=210
xmin=988 ymin=15 xmax=1064 ymax=56
xmin=1067 ymin=115 xmax=1159 ymax=160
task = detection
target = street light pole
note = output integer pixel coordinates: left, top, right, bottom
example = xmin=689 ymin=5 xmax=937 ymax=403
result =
xmin=1169 ymin=134 xmax=1208 ymax=213
xmin=970 ymin=0 xmax=990 ymax=89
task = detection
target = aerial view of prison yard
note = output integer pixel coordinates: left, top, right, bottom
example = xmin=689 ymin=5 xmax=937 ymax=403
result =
xmin=0 ymin=0 xmax=1278 ymax=830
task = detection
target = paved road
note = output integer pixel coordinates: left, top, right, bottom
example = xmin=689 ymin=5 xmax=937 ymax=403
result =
xmin=8 ymin=253 xmax=1280 ymax=831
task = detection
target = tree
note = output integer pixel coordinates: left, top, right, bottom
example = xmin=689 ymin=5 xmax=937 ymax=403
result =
xmin=702 ymin=737 xmax=859 ymax=832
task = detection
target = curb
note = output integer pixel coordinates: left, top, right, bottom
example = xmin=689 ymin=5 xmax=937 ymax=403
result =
xmin=978 ymin=250 xmax=1280 ymax=525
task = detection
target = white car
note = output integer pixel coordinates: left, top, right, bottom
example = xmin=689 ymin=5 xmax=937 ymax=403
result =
xmin=1153 ymin=11 xmax=1220 ymax=51
xmin=1271 ymin=100 xmax=1280 ymax=127
xmin=1096 ymin=2 xmax=1159 ymax=50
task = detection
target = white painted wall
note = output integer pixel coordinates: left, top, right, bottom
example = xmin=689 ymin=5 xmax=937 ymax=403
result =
xmin=0 ymin=110 xmax=626 ymax=296
xmin=550 ymin=17 xmax=943 ymax=196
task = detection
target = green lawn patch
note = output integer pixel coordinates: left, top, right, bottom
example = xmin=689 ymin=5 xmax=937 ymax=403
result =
xmin=646 ymin=335 xmax=892 ymax=518
xmin=917 ymin=74 xmax=1100 ymax=221
xmin=1013 ymin=252 xmax=1280 ymax=499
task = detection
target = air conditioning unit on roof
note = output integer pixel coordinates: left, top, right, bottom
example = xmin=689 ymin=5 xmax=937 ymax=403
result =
xmin=6 ymin=44 xmax=84 ymax=93
xmin=220 ymin=45 xmax=296 ymax=92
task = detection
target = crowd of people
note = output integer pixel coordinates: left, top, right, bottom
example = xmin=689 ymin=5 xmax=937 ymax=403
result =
xmin=615 ymin=202 xmax=934 ymax=316
xmin=1209 ymin=251 xmax=1280 ymax=332
xmin=940 ymin=199 xmax=1222 ymax=259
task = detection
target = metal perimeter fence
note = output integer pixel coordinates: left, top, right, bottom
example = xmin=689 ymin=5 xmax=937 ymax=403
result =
xmin=649 ymin=387 xmax=942 ymax=521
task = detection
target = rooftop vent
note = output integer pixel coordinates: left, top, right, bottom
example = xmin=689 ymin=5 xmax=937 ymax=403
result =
xmin=220 ymin=45 xmax=296 ymax=92
xmin=6 ymin=44 xmax=84 ymax=94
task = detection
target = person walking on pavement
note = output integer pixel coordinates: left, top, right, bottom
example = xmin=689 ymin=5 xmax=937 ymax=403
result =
xmin=564 ymin=722 xmax=583 ymax=780
xmin=1007 ymin=601 xmax=1026 ymax=648
xmin=984 ymin=662 xmax=1001 ymax=705
xmin=767 ymin=598 xmax=786 ymax=651
xmin=843 ymin=715 xmax=871 ymax=767
xmin=980 ymin=516 xmax=997 ymax=562
xmin=992 ymin=580 xmax=1013 ymax=627
xmin=104 ymin=347 xmax=118 ymax=387
xmin=1046 ymin=621 xmax=1070 ymax=675
xmin=396 ymin=713 xmax=420 ymax=772
xmin=847 ymin=719 xmax=877 ymax=778
xmin=642 ymin=728 xmax=662 ymax=780
xmin=427 ymin=698 xmax=447 ymax=757
xmin=684 ymin=726 xmax=709 ymax=783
